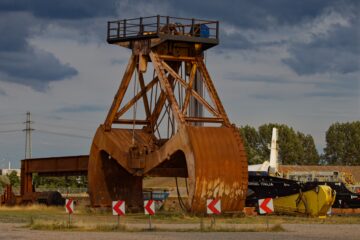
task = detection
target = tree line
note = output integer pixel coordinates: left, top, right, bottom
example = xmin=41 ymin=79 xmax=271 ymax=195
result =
xmin=2 ymin=172 xmax=87 ymax=190
xmin=239 ymin=121 xmax=360 ymax=166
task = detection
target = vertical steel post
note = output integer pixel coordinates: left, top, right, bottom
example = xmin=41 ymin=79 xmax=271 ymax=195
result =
xmin=191 ymin=18 xmax=195 ymax=36
xmin=200 ymin=215 xmax=204 ymax=231
xmin=156 ymin=15 xmax=160 ymax=34
xmin=68 ymin=213 xmax=71 ymax=228
xmin=149 ymin=215 xmax=152 ymax=230
xmin=107 ymin=22 xmax=111 ymax=39
xmin=139 ymin=17 xmax=143 ymax=34
xmin=123 ymin=19 xmax=127 ymax=37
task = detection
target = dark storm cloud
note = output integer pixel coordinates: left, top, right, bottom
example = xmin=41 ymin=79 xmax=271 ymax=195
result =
xmin=0 ymin=0 xmax=358 ymax=91
xmin=168 ymin=0 xmax=343 ymax=29
xmin=0 ymin=47 xmax=78 ymax=90
xmin=163 ymin=0 xmax=359 ymax=54
xmin=0 ymin=0 xmax=122 ymax=91
xmin=0 ymin=0 xmax=118 ymax=19
xmin=0 ymin=12 xmax=78 ymax=91
xmin=0 ymin=13 xmax=29 ymax=52
xmin=0 ymin=0 xmax=150 ymax=92
xmin=220 ymin=31 xmax=255 ymax=50
xmin=283 ymin=20 xmax=360 ymax=75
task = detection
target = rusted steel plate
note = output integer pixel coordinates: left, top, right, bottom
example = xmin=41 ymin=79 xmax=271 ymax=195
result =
xmin=90 ymin=126 xmax=152 ymax=172
xmin=88 ymin=123 xmax=248 ymax=213
xmin=185 ymin=126 xmax=248 ymax=213
xmin=21 ymin=155 xmax=88 ymax=174
xmin=88 ymin=126 xmax=152 ymax=211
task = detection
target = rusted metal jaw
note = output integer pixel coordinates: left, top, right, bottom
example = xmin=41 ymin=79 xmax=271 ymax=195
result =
xmin=88 ymin=40 xmax=248 ymax=213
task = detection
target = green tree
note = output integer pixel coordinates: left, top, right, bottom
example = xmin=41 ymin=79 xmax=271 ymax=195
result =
xmin=35 ymin=175 xmax=88 ymax=188
xmin=258 ymin=124 xmax=303 ymax=165
xmin=240 ymin=123 xmax=319 ymax=165
xmin=0 ymin=175 xmax=10 ymax=186
xmin=323 ymin=121 xmax=360 ymax=165
xmin=297 ymin=133 xmax=320 ymax=165
xmin=7 ymin=171 xmax=20 ymax=187
xmin=239 ymin=125 xmax=263 ymax=164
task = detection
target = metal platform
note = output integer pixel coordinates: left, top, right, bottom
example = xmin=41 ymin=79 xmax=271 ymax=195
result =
xmin=107 ymin=15 xmax=219 ymax=48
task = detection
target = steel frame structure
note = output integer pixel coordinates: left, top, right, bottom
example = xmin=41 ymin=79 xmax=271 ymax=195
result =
xmin=88 ymin=16 xmax=248 ymax=213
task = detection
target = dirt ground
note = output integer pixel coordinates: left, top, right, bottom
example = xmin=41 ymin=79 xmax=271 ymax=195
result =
xmin=0 ymin=222 xmax=359 ymax=240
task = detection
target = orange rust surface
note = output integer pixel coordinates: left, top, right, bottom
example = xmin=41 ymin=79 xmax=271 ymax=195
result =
xmin=243 ymin=207 xmax=258 ymax=216
xmin=187 ymin=126 xmax=248 ymax=212
xmin=88 ymin=127 xmax=150 ymax=210
xmin=20 ymin=156 xmax=89 ymax=200
xmin=88 ymin=124 xmax=248 ymax=213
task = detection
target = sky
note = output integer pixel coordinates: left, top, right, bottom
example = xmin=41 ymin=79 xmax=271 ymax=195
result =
xmin=0 ymin=0 xmax=359 ymax=168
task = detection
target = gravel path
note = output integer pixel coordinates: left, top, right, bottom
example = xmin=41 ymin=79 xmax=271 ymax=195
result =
xmin=0 ymin=223 xmax=359 ymax=240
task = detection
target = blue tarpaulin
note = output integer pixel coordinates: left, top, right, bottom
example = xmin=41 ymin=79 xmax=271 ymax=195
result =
xmin=200 ymin=24 xmax=210 ymax=38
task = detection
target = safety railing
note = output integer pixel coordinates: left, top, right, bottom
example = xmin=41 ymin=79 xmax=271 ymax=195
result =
xmin=107 ymin=15 xmax=219 ymax=42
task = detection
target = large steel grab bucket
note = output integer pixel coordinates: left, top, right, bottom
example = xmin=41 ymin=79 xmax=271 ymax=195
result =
xmin=88 ymin=16 xmax=248 ymax=213
xmin=88 ymin=124 xmax=247 ymax=213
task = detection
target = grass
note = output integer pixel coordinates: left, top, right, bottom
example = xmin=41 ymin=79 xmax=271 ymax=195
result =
xmin=0 ymin=204 xmax=359 ymax=233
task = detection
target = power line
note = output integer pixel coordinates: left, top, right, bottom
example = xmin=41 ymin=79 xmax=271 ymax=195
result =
xmin=34 ymin=114 xmax=101 ymax=125
xmin=0 ymin=122 xmax=23 ymax=126
xmin=0 ymin=130 xmax=22 ymax=133
xmin=36 ymin=129 xmax=91 ymax=139
xmin=33 ymin=121 xmax=94 ymax=132
xmin=0 ymin=113 xmax=93 ymax=140
xmin=0 ymin=113 xmax=25 ymax=118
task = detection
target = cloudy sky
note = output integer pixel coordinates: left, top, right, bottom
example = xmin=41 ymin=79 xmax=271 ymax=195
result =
xmin=0 ymin=0 xmax=359 ymax=168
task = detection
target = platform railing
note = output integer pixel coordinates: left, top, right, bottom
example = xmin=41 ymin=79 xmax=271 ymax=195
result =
xmin=107 ymin=15 xmax=219 ymax=42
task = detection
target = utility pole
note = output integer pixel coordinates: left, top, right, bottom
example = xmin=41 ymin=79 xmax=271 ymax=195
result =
xmin=23 ymin=112 xmax=34 ymax=159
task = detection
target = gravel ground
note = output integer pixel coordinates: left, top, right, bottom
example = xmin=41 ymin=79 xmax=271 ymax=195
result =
xmin=0 ymin=223 xmax=359 ymax=240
